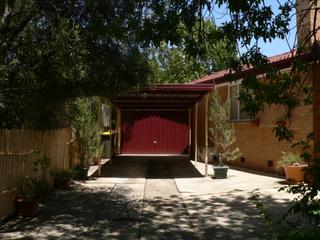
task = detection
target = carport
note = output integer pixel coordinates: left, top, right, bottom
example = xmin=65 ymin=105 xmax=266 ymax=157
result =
xmin=109 ymin=84 xmax=213 ymax=175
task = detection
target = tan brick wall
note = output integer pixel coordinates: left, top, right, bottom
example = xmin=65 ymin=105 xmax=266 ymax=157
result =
xmin=214 ymin=85 xmax=313 ymax=173
xmin=197 ymin=95 xmax=206 ymax=147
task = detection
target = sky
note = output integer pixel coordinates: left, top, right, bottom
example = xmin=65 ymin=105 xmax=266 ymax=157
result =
xmin=212 ymin=0 xmax=297 ymax=57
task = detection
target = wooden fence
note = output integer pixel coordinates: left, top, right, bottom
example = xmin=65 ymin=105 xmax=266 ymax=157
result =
xmin=0 ymin=128 xmax=75 ymax=220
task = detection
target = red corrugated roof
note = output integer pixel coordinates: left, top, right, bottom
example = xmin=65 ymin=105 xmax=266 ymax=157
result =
xmin=191 ymin=50 xmax=303 ymax=84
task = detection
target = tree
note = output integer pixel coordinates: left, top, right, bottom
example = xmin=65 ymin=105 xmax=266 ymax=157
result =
xmin=0 ymin=0 xmax=213 ymax=128
xmin=0 ymin=1 xmax=298 ymax=127
xmin=149 ymin=21 xmax=236 ymax=83
xmin=208 ymin=92 xmax=241 ymax=164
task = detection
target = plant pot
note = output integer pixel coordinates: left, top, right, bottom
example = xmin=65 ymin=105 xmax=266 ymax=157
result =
xmin=283 ymin=165 xmax=307 ymax=182
xmin=15 ymin=197 xmax=39 ymax=217
xmin=212 ymin=165 xmax=229 ymax=179
xmin=54 ymin=177 xmax=72 ymax=190
xmin=276 ymin=120 xmax=287 ymax=127
xmin=251 ymin=118 xmax=260 ymax=127
xmin=93 ymin=157 xmax=101 ymax=166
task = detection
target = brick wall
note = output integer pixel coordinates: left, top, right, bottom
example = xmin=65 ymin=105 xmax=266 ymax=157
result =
xmin=215 ymin=85 xmax=312 ymax=174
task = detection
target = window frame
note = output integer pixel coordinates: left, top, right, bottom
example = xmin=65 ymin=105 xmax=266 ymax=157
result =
xmin=228 ymin=81 xmax=252 ymax=122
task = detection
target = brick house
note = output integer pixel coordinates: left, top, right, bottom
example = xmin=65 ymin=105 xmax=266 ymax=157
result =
xmin=190 ymin=0 xmax=320 ymax=174
xmin=191 ymin=51 xmax=313 ymax=174
xmin=108 ymin=0 xmax=319 ymax=175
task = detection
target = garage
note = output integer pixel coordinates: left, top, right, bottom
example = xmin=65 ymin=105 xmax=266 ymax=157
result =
xmin=121 ymin=110 xmax=189 ymax=154
xmin=110 ymin=84 xmax=213 ymax=156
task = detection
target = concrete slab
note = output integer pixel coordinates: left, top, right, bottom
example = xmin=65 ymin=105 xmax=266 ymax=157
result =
xmin=140 ymin=161 xmax=198 ymax=240
xmin=0 ymin=157 xmax=300 ymax=240
xmin=171 ymin=160 xmax=294 ymax=240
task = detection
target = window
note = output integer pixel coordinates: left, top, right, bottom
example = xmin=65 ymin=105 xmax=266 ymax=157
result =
xmin=229 ymin=83 xmax=251 ymax=121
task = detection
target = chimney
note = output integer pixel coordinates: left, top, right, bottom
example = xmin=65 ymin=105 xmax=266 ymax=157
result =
xmin=296 ymin=0 xmax=320 ymax=47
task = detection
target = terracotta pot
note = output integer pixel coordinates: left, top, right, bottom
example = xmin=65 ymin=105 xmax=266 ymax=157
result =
xmin=283 ymin=165 xmax=307 ymax=182
xmin=15 ymin=197 xmax=39 ymax=217
xmin=251 ymin=118 xmax=260 ymax=127
xmin=54 ymin=177 xmax=72 ymax=190
xmin=276 ymin=120 xmax=287 ymax=127
xmin=93 ymin=157 xmax=101 ymax=165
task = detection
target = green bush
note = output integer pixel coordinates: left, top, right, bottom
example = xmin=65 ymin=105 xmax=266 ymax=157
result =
xmin=51 ymin=169 xmax=75 ymax=179
xmin=208 ymin=92 xmax=241 ymax=164
xmin=72 ymin=97 xmax=102 ymax=168
xmin=21 ymin=176 xmax=51 ymax=201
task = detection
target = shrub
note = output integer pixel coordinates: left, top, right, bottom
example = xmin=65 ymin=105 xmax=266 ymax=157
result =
xmin=280 ymin=151 xmax=305 ymax=166
xmin=208 ymin=92 xmax=241 ymax=164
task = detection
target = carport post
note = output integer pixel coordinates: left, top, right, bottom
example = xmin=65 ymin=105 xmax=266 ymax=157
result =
xmin=117 ymin=108 xmax=121 ymax=155
xmin=313 ymin=64 xmax=320 ymax=161
xmin=194 ymin=102 xmax=198 ymax=162
xmin=109 ymin=101 xmax=113 ymax=165
xmin=188 ymin=108 xmax=192 ymax=155
xmin=205 ymin=93 xmax=209 ymax=176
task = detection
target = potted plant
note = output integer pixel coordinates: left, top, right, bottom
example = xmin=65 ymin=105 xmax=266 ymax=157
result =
xmin=208 ymin=92 xmax=241 ymax=179
xmin=15 ymin=177 xmax=42 ymax=217
xmin=52 ymin=169 xmax=74 ymax=190
xmin=280 ymin=151 xmax=307 ymax=182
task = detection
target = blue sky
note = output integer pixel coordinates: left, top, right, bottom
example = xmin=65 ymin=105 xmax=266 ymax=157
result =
xmin=212 ymin=0 xmax=297 ymax=57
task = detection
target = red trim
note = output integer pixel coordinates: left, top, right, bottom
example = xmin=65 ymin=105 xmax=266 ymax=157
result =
xmin=191 ymin=50 xmax=312 ymax=84
xmin=110 ymin=84 xmax=213 ymax=109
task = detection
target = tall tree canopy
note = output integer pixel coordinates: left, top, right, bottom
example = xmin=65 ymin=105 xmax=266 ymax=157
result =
xmin=149 ymin=21 xmax=236 ymax=83
xmin=0 ymin=0 xmax=216 ymax=127
xmin=0 ymin=0 xmax=318 ymax=133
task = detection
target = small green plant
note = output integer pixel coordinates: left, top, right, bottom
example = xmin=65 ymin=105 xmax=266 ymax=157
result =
xmin=208 ymin=92 xmax=241 ymax=164
xmin=51 ymin=169 xmax=74 ymax=179
xmin=33 ymin=155 xmax=51 ymax=182
xmin=72 ymin=164 xmax=88 ymax=180
xmin=72 ymin=98 xmax=102 ymax=169
xmin=21 ymin=177 xmax=38 ymax=200
xmin=280 ymin=151 xmax=305 ymax=166
xmin=21 ymin=176 xmax=50 ymax=201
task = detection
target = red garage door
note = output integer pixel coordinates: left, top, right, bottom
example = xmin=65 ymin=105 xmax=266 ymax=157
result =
xmin=121 ymin=110 xmax=189 ymax=154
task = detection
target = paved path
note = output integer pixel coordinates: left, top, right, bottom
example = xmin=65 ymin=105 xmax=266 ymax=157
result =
xmin=0 ymin=157 xmax=294 ymax=240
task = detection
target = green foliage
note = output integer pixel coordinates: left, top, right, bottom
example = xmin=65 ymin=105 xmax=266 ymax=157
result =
xmin=21 ymin=176 xmax=50 ymax=201
xmin=279 ymin=151 xmax=304 ymax=166
xmin=292 ymin=133 xmax=314 ymax=163
xmin=33 ymin=155 xmax=51 ymax=182
xmin=72 ymin=164 xmax=89 ymax=180
xmin=250 ymin=189 xmax=320 ymax=240
xmin=0 ymin=0 xmax=217 ymax=128
xmin=149 ymin=21 xmax=237 ymax=83
xmin=250 ymin=135 xmax=320 ymax=239
xmin=72 ymin=97 xmax=102 ymax=168
xmin=20 ymin=155 xmax=52 ymax=201
xmin=208 ymin=92 xmax=241 ymax=164
xmin=51 ymin=169 xmax=74 ymax=179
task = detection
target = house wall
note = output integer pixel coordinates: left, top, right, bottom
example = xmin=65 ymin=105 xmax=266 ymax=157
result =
xmin=215 ymin=84 xmax=313 ymax=174
xmin=195 ymin=92 xmax=214 ymax=162
xmin=194 ymin=67 xmax=315 ymax=173
xmin=196 ymin=95 xmax=206 ymax=148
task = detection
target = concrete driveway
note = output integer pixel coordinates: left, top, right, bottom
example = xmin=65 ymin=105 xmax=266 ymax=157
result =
xmin=0 ymin=157 xmax=293 ymax=240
